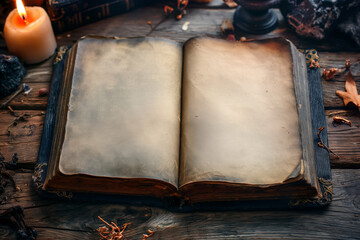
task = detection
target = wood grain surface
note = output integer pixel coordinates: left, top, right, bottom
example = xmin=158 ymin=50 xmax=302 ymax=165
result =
xmin=0 ymin=3 xmax=359 ymax=239
xmin=0 ymin=169 xmax=358 ymax=239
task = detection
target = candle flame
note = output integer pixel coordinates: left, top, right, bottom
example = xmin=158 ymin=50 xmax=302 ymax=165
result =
xmin=16 ymin=0 xmax=27 ymax=20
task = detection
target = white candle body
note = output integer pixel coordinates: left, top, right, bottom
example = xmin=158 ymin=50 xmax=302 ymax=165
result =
xmin=4 ymin=7 xmax=57 ymax=64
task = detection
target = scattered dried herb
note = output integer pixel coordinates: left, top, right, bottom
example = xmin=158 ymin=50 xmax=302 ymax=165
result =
xmin=336 ymin=71 xmax=360 ymax=111
xmin=7 ymin=111 xmax=45 ymax=137
xmin=97 ymin=216 xmax=130 ymax=240
xmin=142 ymin=229 xmax=155 ymax=240
xmin=322 ymin=67 xmax=341 ymax=80
xmin=0 ymin=152 xmax=20 ymax=204
xmin=333 ymin=116 xmax=352 ymax=126
xmin=317 ymin=127 xmax=339 ymax=158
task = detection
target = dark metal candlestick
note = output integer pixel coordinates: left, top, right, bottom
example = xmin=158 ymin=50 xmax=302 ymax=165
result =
xmin=233 ymin=0 xmax=281 ymax=34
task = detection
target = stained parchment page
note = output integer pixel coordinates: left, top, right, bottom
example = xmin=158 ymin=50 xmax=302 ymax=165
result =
xmin=180 ymin=37 xmax=303 ymax=186
xmin=58 ymin=37 xmax=182 ymax=187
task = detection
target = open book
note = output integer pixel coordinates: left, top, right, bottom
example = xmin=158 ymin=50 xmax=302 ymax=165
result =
xmin=37 ymin=36 xmax=329 ymax=208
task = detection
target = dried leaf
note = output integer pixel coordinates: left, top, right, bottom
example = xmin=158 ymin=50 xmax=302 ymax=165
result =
xmin=336 ymin=71 xmax=360 ymax=110
xmin=333 ymin=116 xmax=352 ymax=126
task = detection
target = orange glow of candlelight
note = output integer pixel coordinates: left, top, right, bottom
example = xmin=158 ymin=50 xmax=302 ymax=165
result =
xmin=16 ymin=0 xmax=27 ymax=21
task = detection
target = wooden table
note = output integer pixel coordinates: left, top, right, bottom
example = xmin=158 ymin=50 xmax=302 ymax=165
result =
xmin=0 ymin=2 xmax=359 ymax=239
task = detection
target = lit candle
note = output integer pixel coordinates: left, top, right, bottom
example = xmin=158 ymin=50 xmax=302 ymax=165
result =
xmin=4 ymin=0 xmax=57 ymax=64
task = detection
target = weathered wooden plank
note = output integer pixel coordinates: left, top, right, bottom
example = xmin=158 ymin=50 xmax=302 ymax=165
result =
xmin=0 ymin=169 xmax=358 ymax=239
xmin=54 ymin=7 xmax=168 ymax=46
xmin=0 ymin=110 xmax=45 ymax=168
xmin=0 ymin=82 xmax=51 ymax=110
xmin=149 ymin=8 xmax=233 ymax=41
xmin=326 ymin=110 xmax=360 ymax=168
xmin=22 ymin=56 xmax=54 ymax=83
xmin=319 ymin=52 xmax=360 ymax=109
xmin=1 ymin=6 xmax=359 ymax=52
xmin=43 ymin=7 xmax=360 ymax=51
xmin=0 ymin=170 xmax=51 ymax=210
xmin=149 ymin=8 xmax=360 ymax=51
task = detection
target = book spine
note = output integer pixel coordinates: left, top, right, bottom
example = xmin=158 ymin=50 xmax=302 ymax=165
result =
xmin=46 ymin=0 xmax=149 ymax=33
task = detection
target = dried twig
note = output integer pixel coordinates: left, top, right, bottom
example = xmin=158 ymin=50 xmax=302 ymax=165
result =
xmin=317 ymin=127 xmax=339 ymax=159
xmin=0 ymin=84 xmax=29 ymax=109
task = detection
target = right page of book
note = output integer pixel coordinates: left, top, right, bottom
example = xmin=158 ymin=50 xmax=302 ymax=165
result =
xmin=180 ymin=37 xmax=304 ymax=187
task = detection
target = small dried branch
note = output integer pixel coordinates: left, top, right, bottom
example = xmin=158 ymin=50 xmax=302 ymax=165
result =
xmin=316 ymin=127 xmax=339 ymax=159
xmin=321 ymin=59 xmax=358 ymax=81
xmin=0 ymin=84 xmax=29 ymax=109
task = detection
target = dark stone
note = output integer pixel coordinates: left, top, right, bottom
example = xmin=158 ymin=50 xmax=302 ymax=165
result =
xmin=0 ymin=55 xmax=26 ymax=99
xmin=280 ymin=0 xmax=360 ymax=43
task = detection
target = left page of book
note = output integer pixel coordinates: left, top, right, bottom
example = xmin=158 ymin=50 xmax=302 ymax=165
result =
xmin=54 ymin=37 xmax=182 ymax=189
